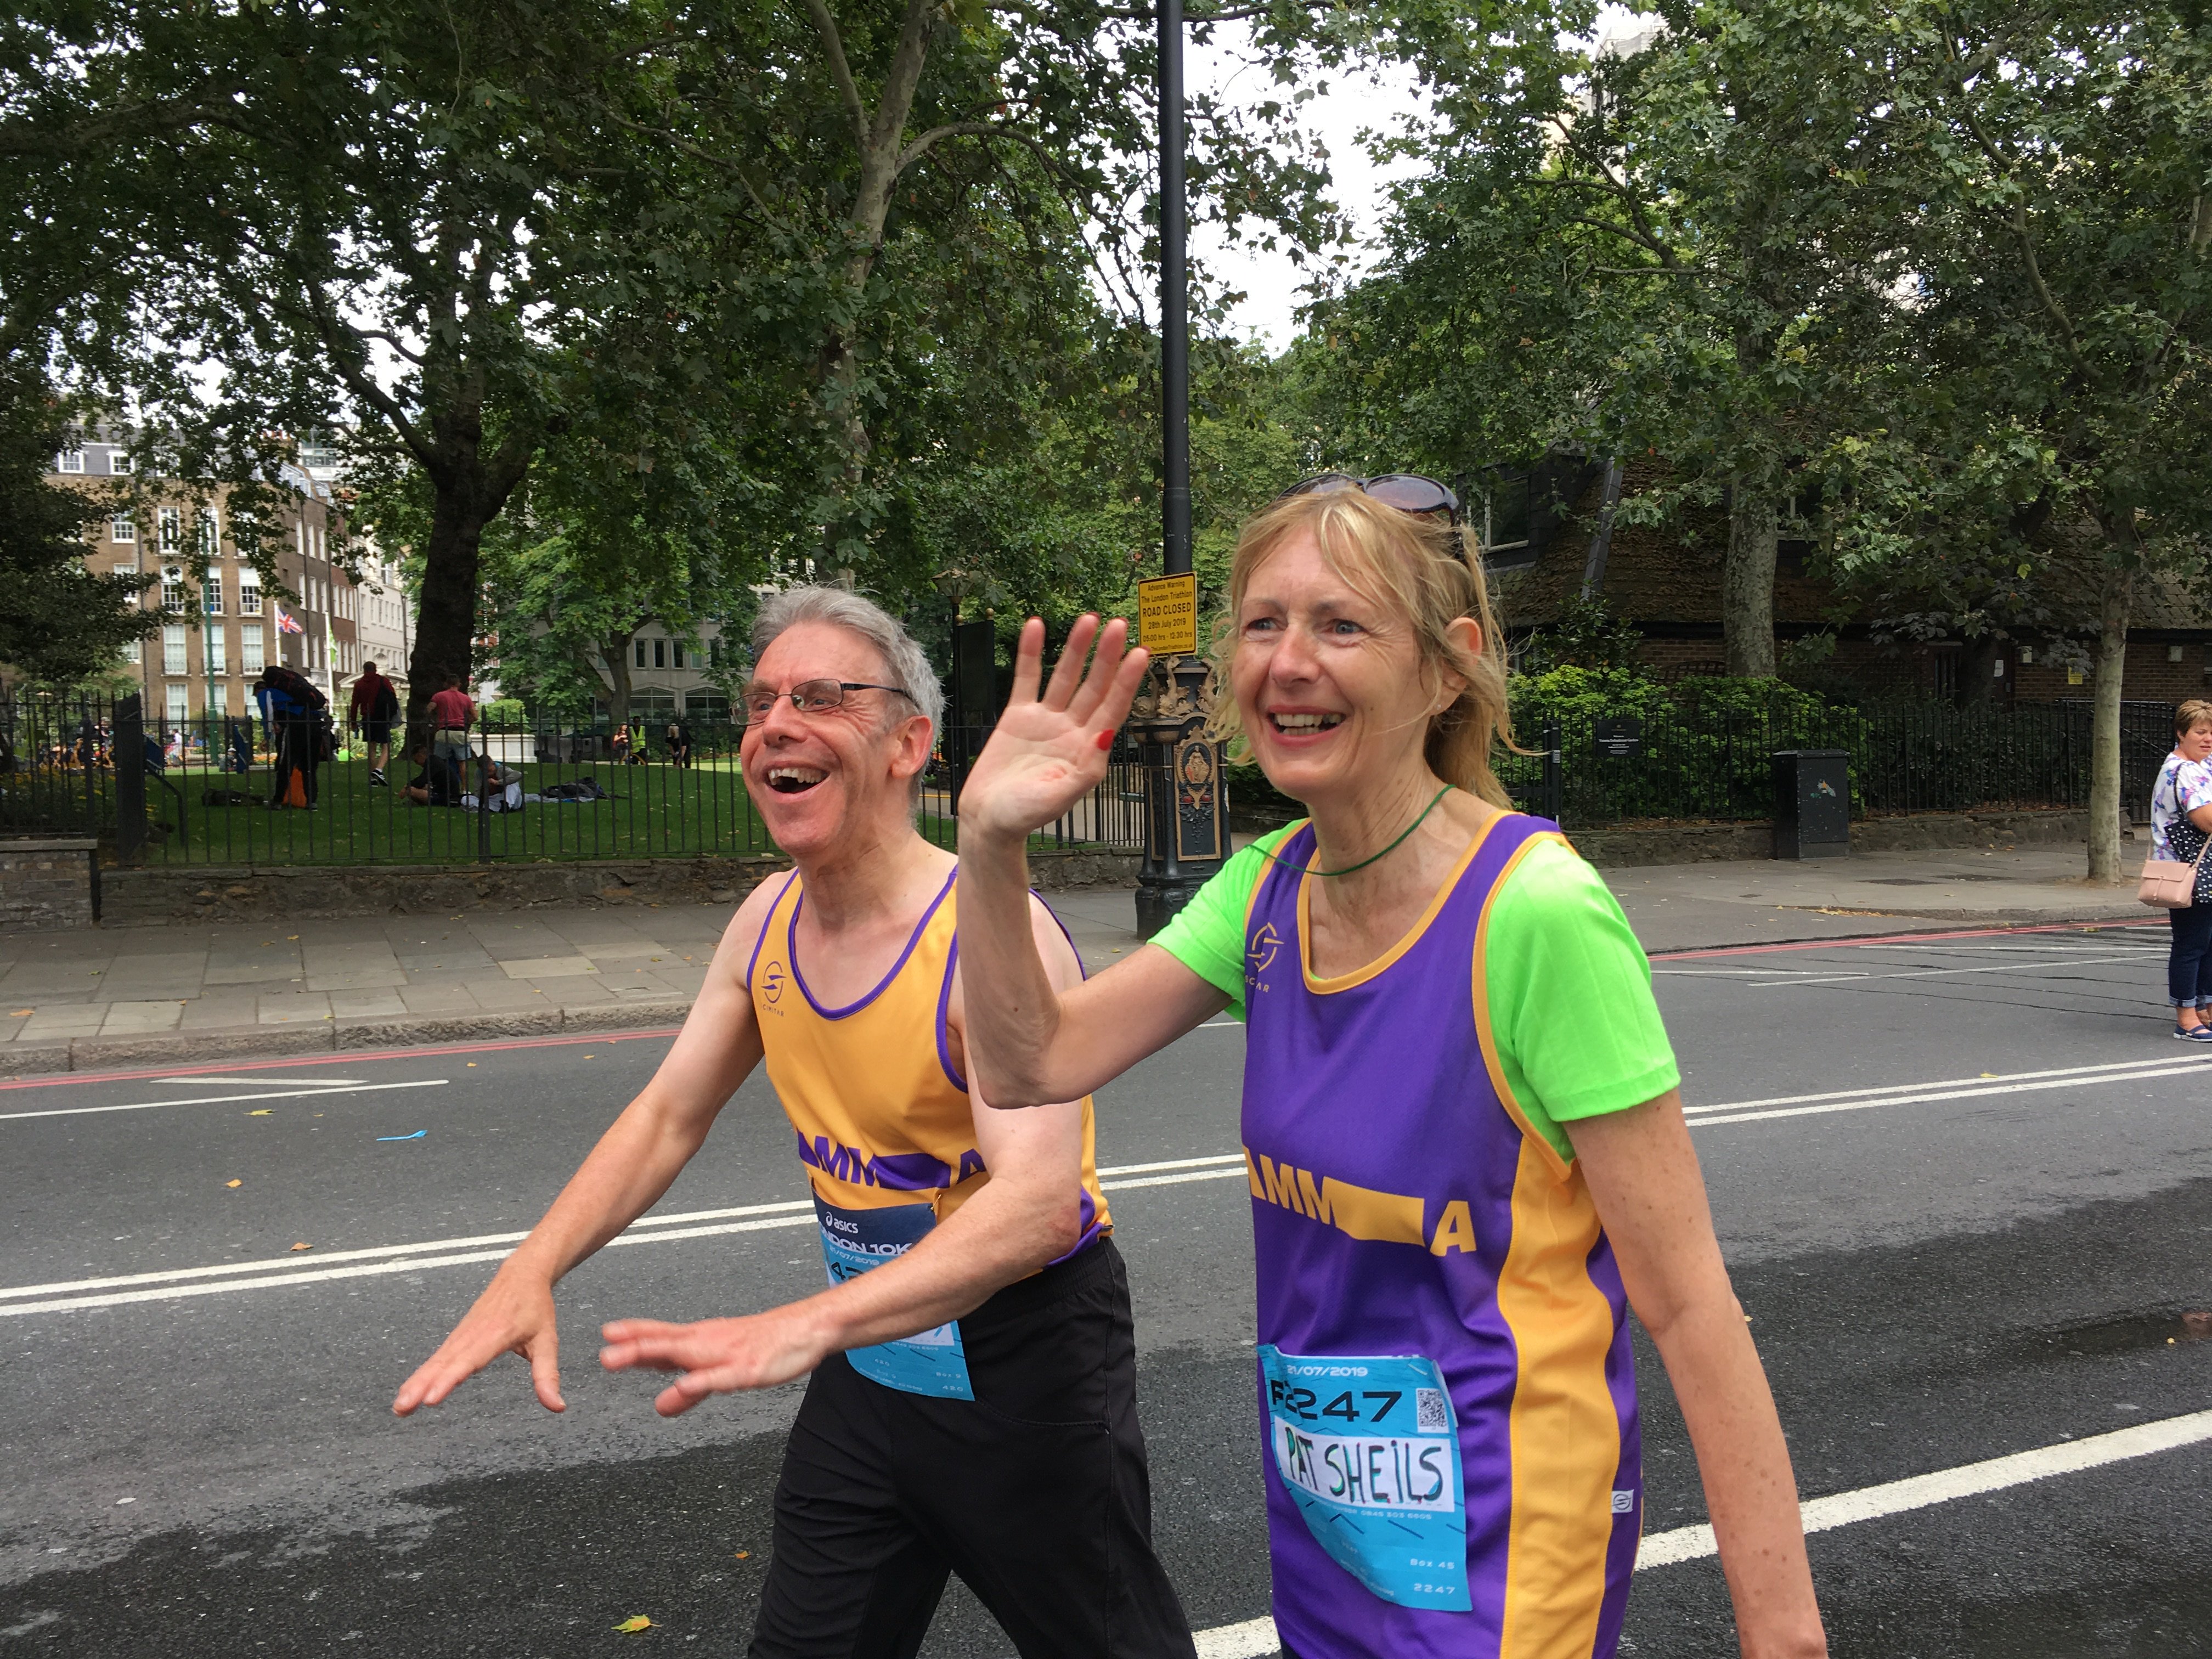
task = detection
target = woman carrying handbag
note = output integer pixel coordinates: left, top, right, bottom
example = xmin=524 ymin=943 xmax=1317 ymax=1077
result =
xmin=2142 ymin=699 xmax=2212 ymax=1039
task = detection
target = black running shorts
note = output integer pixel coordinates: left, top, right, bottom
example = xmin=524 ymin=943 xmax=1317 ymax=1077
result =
xmin=749 ymin=1237 xmax=1195 ymax=1659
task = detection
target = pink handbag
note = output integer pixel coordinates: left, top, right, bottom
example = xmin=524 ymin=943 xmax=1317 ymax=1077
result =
xmin=2139 ymin=836 xmax=2208 ymax=908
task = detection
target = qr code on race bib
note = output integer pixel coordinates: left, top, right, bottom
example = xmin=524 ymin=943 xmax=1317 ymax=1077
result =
xmin=1415 ymin=1388 xmax=1448 ymax=1432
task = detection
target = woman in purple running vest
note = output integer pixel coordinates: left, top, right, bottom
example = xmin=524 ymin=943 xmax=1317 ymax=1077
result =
xmin=955 ymin=487 xmax=1825 ymax=1659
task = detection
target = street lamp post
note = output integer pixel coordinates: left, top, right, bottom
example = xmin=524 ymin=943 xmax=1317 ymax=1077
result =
xmin=1132 ymin=0 xmax=1227 ymax=938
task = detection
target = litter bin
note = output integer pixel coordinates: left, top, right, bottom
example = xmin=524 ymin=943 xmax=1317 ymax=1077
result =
xmin=1773 ymin=749 xmax=1849 ymax=859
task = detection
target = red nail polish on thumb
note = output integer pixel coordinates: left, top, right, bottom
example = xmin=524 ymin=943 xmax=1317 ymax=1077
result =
xmin=1095 ymin=731 xmax=1114 ymax=751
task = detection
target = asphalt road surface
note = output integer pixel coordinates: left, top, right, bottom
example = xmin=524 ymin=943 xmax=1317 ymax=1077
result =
xmin=5 ymin=915 xmax=2211 ymax=1656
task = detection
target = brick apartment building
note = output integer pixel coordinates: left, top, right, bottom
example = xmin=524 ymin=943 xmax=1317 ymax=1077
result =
xmin=54 ymin=435 xmax=406 ymax=727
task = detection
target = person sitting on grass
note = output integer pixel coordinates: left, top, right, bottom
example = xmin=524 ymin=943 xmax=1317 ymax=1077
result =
xmin=402 ymin=741 xmax=462 ymax=808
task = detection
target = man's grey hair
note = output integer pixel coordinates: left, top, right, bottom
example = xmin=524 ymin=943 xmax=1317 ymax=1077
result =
xmin=750 ymin=586 xmax=945 ymax=735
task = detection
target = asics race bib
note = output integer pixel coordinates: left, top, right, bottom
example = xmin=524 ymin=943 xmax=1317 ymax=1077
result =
xmin=1258 ymin=1346 xmax=1470 ymax=1611
xmin=816 ymin=1199 xmax=974 ymax=1400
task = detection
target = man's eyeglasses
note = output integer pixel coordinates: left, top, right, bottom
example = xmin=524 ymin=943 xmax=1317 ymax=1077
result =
xmin=1276 ymin=472 xmax=1460 ymax=525
xmin=741 ymin=679 xmax=917 ymax=721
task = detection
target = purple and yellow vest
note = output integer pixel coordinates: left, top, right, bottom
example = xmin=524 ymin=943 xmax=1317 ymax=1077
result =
xmin=1242 ymin=815 xmax=1640 ymax=1659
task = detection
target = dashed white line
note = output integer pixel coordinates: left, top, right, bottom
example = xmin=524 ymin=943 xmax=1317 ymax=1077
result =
xmin=0 ymin=1156 xmax=1253 ymax=1317
xmin=1743 ymin=953 xmax=2147 ymax=988
xmin=157 ymin=1076 xmax=370 ymax=1087
xmin=1683 ymin=1054 xmax=2209 ymax=1116
xmin=1188 ymin=1409 xmax=2212 ymax=1656
xmin=1638 ymin=1408 xmax=2212 ymax=1566
xmin=0 ymin=1079 xmax=449 ymax=1124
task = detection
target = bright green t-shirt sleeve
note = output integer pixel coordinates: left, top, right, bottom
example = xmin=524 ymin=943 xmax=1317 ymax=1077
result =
xmin=1148 ymin=823 xmax=1678 ymax=1163
xmin=1484 ymin=837 xmax=1680 ymax=1162
xmin=1149 ymin=824 xmax=1297 ymax=1019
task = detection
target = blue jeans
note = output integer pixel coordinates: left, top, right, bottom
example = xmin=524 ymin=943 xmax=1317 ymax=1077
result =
xmin=2169 ymin=902 xmax=2212 ymax=1007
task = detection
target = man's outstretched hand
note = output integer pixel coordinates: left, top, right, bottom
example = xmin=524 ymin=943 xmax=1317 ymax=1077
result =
xmin=393 ymin=1274 xmax=565 ymax=1415
xmin=599 ymin=1307 xmax=830 ymax=1417
xmin=958 ymin=614 xmax=1149 ymax=845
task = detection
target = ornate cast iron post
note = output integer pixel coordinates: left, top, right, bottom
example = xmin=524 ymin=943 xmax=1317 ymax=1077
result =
xmin=1133 ymin=0 xmax=1226 ymax=938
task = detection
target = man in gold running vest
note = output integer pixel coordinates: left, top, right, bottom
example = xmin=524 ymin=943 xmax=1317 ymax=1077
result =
xmin=394 ymin=588 xmax=1195 ymax=1659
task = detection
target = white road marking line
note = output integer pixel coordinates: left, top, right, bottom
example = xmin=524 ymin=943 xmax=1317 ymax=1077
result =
xmin=0 ymin=1199 xmax=822 ymax=1301
xmin=1096 ymin=1153 xmax=1246 ymax=1177
xmin=1747 ymin=953 xmax=2147 ymax=988
xmin=1189 ymin=1409 xmax=2212 ymax=1655
xmin=0 ymin=1079 xmax=449 ymax=1123
xmin=0 ymin=1160 xmax=1254 ymax=1316
xmin=1689 ymin=1064 xmax=2209 ymax=1129
xmin=1102 ymin=1168 xmax=1250 ymax=1192
xmin=155 ymin=1076 xmax=370 ymax=1087
xmin=1683 ymin=1054 xmax=2209 ymax=1116
xmin=1193 ymin=1618 xmax=1279 ymax=1658
xmin=1638 ymin=1408 xmax=2212 ymax=1568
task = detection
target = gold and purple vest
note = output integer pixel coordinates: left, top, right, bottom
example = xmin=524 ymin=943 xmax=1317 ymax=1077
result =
xmin=746 ymin=867 xmax=1111 ymax=1248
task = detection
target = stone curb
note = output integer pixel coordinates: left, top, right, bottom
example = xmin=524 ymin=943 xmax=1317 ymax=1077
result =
xmin=0 ymin=1000 xmax=695 ymax=1080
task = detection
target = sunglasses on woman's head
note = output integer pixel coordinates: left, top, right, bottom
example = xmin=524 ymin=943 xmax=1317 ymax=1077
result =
xmin=1277 ymin=472 xmax=1460 ymax=525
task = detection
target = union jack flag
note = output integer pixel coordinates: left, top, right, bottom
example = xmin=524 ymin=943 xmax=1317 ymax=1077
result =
xmin=275 ymin=605 xmax=304 ymax=635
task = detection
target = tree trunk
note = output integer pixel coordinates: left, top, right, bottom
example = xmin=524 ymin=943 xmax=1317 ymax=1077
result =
xmin=803 ymin=0 xmax=938 ymax=567
xmin=403 ymin=488 xmax=490 ymax=757
xmin=600 ymin=631 xmax=635 ymax=735
xmin=1723 ymin=478 xmax=1779 ymax=678
xmin=2086 ymin=565 xmax=2132 ymax=884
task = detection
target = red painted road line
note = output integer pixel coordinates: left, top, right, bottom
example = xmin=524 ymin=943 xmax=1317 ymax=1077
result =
xmin=1651 ymin=916 xmax=2162 ymax=962
xmin=0 ymin=1025 xmax=685 ymax=1092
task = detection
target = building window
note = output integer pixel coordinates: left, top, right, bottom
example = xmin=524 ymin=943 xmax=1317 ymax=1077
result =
xmin=239 ymin=576 xmax=261 ymax=616
xmin=208 ymin=681 xmax=228 ymax=718
xmin=110 ymin=515 xmax=136 ymax=544
xmin=162 ymin=569 xmax=188 ymax=611
xmin=206 ymin=628 xmax=227 ymax=675
xmin=198 ymin=509 xmax=221 ymax=558
xmin=653 ymin=638 xmax=667 ymax=669
xmin=109 ymin=448 xmax=132 ymax=475
xmin=162 ymin=624 xmax=188 ymax=674
xmin=204 ymin=577 xmax=223 ymax=615
xmin=159 ymin=507 xmax=182 ymax=551
xmin=56 ymin=447 xmax=84 ymax=474
xmin=672 ymin=641 xmax=685 ymax=670
xmin=166 ymin=682 xmax=189 ymax=725
xmin=242 ymin=625 xmax=264 ymax=674
xmin=123 ymin=638 xmax=140 ymax=664
xmin=635 ymin=638 xmax=647 ymax=669
xmin=686 ymin=691 xmax=730 ymax=724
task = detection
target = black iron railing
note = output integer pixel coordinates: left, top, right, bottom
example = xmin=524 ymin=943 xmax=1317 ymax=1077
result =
xmin=0 ymin=697 xmax=1147 ymax=867
xmin=1498 ymin=695 xmax=2174 ymax=829
xmin=0 ymin=691 xmax=2168 ymax=862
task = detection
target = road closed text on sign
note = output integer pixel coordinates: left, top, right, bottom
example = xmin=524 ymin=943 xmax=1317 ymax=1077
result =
xmin=1138 ymin=572 xmax=1198 ymax=655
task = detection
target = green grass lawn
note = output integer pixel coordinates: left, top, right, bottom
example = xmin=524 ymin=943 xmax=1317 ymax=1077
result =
xmin=138 ymin=755 xmax=983 ymax=866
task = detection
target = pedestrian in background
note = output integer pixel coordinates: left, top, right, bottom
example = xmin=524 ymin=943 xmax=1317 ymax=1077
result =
xmin=665 ymin=716 xmax=692 ymax=768
xmin=255 ymin=663 xmax=327 ymax=810
xmin=351 ymin=659 xmax=400 ymax=786
xmin=2149 ymin=699 xmax=2212 ymax=1040
xmin=428 ymin=673 xmax=474 ymax=770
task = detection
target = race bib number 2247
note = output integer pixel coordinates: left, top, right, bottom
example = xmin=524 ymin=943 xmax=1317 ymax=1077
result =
xmin=1257 ymin=1346 xmax=1469 ymax=1611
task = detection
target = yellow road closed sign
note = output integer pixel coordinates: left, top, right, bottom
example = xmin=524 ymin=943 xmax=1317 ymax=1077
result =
xmin=1137 ymin=572 xmax=1199 ymax=655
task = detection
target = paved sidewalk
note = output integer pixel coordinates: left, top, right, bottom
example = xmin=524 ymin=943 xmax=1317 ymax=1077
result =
xmin=0 ymin=841 xmax=2148 ymax=1076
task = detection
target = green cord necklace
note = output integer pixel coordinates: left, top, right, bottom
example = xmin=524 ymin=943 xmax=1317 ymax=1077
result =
xmin=1257 ymin=785 xmax=1455 ymax=878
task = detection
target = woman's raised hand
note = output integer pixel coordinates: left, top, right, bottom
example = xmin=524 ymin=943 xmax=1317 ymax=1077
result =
xmin=959 ymin=615 xmax=1149 ymax=843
